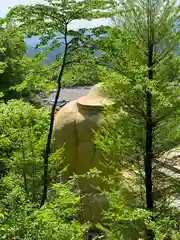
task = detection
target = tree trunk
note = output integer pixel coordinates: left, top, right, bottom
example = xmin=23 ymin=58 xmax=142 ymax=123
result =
xmin=144 ymin=4 xmax=154 ymax=235
xmin=23 ymin=170 xmax=28 ymax=195
xmin=145 ymin=91 xmax=153 ymax=211
xmin=32 ymin=163 xmax=36 ymax=203
xmin=145 ymin=89 xmax=154 ymax=239
xmin=145 ymin=40 xmax=153 ymax=211
xmin=40 ymin=27 xmax=68 ymax=207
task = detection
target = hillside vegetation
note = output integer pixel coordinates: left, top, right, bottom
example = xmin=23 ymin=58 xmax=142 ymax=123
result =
xmin=0 ymin=0 xmax=180 ymax=239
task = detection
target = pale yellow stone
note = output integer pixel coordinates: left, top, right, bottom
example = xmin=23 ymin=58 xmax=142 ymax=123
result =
xmin=51 ymin=84 xmax=112 ymax=223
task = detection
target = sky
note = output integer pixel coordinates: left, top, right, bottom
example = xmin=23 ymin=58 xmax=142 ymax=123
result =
xmin=0 ymin=0 xmax=111 ymax=29
xmin=0 ymin=0 xmax=41 ymax=17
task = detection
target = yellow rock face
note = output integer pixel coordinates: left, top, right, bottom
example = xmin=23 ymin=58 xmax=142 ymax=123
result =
xmin=51 ymin=84 xmax=112 ymax=223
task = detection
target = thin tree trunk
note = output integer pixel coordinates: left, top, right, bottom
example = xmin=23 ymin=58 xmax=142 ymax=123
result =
xmin=32 ymin=163 xmax=36 ymax=202
xmin=144 ymin=0 xmax=154 ymax=238
xmin=23 ymin=170 xmax=28 ymax=195
xmin=22 ymin=144 xmax=28 ymax=196
xmin=40 ymin=27 xmax=68 ymax=207
xmin=145 ymin=91 xmax=153 ymax=211
xmin=145 ymin=90 xmax=154 ymax=240
xmin=145 ymin=40 xmax=153 ymax=211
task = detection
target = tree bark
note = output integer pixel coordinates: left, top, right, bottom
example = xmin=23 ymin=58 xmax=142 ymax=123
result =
xmin=40 ymin=26 xmax=68 ymax=207
xmin=145 ymin=41 xmax=153 ymax=211
xmin=145 ymin=90 xmax=154 ymax=240
xmin=144 ymin=1 xmax=154 ymax=238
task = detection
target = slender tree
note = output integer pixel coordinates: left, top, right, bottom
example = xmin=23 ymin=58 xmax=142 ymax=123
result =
xmin=7 ymin=0 xmax=114 ymax=207
xmin=93 ymin=0 xmax=180 ymax=238
xmin=145 ymin=0 xmax=154 ymax=237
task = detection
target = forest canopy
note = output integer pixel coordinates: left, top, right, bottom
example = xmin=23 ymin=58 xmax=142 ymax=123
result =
xmin=0 ymin=0 xmax=180 ymax=239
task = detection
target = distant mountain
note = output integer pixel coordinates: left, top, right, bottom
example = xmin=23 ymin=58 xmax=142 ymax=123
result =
xmin=26 ymin=31 xmax=179 ymax=65
xmin=25 ymin=33 xmax=106 ymax=64
xmin=25 ymin=36 xmax=65 ymax=64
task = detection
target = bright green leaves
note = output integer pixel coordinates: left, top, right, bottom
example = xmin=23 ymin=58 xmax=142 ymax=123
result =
xmin=0 ymin=61 xmax=7 ymax=75
xmin=0 ymin=18 xmax=54 ymax=103
xmin=0 ymin=182 xmax=87 ymax=240
xmin=11 ymin=59 xmax=56 ymax=96
xmin=93 ymin=1 xmax=180 ymax=238
xmin=0 ymin=100 xmax=50 ymax=202
xmin=94 ymin=0 xmax=180 ymax=157
xmin=0 ymin=99 xmax=85 ymax=240
xmin=0 ymin=21 xmax=26 ymax=100
xmin=6 ymin=0 xmax=112 ymax=90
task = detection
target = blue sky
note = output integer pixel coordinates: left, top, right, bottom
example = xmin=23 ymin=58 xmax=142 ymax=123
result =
xmin=0 ymin=0 xmax=43 ymax=17
xmin=0 ymin=0 xmax=111 ymax=29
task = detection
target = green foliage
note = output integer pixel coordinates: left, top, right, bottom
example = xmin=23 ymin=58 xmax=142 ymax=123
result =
xmin=0 ymin=21 xmax=26 ymax=101
xmin=0 ymin=100 xmax=50 ymax=201
xmin=6 ymin=0 xmax=116 ymax=89
xmin=0 ymin=0 xmax=180 ymax=239
xmin=6 ymin=0 xmax=116 ymax=207
xmin=94 ymin=0 xmax=180 ymax=182
xmin=0 ymin=100 xmax=87 ymax=240
xmin=0 ymin=19 xmax=56 ymax=104
xmin=0 ymin=181 xmax=88 ymax=240
xmin=93 ymin=0 xmax=180 ymax=239
xmin=96 ymin=183 xmax=180 ymax=240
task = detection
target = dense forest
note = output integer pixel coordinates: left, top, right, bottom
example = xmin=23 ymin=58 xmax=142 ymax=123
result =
xmin=0 ymin=0 xmax=180 ymax=239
